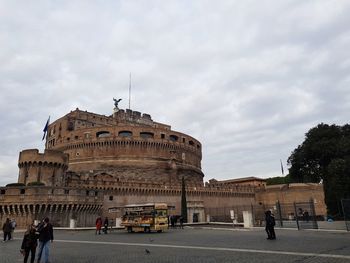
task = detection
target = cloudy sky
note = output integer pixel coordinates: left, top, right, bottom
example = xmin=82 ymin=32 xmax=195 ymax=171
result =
xmin=1 ymin=0 xmax=350 ymax=186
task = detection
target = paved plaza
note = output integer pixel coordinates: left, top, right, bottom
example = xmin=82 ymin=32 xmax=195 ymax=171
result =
xmin=1 ymin=227 xmax=349 ymax=263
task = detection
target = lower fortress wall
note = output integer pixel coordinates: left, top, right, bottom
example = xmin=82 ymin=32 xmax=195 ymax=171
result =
xmin=0 ymin=183 xmax=326 ymax=228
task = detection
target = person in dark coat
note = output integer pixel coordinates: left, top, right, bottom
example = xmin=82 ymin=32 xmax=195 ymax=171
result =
xmin=103 ymin=217 xmax=109 ymax=234
xmin=179 ymin=216 xmax=184 ymax=229
xmin=2 ymin=218 xmax=12 ymax=242
xmin=21 ymin=224 xmax=39 ymax=263
xmin=36 ymin=217 xmax=54 ymax=263
xmin=265 ymin=210 xmax=276 ymax=240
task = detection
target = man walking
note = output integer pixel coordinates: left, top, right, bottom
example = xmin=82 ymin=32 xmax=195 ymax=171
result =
xmin=36 ymin=217 xmax=54 ymax=263
xmin=265 ymin=210 xmax=276 ymax=240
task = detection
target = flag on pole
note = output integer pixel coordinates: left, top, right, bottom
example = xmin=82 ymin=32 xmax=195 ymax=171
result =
xmin=280 ymin=159 xmax=284 ymax=176
xmin=42 ymin=116 xmax=50 ymax=141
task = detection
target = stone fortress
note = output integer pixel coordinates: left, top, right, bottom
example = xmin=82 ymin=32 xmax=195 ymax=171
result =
xmin=0 ymin=102 xmax=326 ymax=227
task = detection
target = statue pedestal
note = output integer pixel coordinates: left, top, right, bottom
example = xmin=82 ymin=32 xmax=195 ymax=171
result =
xmin=113 ymin=107 xmax=119 ymax=117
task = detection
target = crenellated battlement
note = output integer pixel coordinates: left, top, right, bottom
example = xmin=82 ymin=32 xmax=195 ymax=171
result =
xmin=18 ymin=149 xmax=69 ymax=187
xmin=45 ymin=108 xmax=203 ymax=186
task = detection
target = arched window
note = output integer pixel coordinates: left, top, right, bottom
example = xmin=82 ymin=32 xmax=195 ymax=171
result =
xmin=96 ymin=131 xmax=111 ymax=138
xmin=140 ymin=132 xmax=154 ymax=139
xmin=118 ymin=131 xmax=132 ymax=137
xmin=169 ymin=135 xmax=178 ymax=141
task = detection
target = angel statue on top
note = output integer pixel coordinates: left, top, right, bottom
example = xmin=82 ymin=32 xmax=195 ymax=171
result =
xmin=113 ymin=98 xmax=122 ymax=109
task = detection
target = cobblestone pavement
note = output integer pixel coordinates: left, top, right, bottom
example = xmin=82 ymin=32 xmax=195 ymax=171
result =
xmin=1 ymin=227 xmax=349 ymax=263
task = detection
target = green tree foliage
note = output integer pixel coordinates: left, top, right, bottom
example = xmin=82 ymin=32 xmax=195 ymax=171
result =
xmin=266 ymin=174 xmax=291 ymax=185
xmin=287 ymin=123 xmax=350 ymax=216
xmin=181 ymin=177 xmax=188 ymax=222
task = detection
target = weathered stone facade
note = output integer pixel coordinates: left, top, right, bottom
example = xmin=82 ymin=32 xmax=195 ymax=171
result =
xmin=0 ymin=106 xmax=327 ymax=227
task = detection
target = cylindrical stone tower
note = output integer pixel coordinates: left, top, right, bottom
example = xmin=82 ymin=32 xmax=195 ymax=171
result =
xmin=18 ymin=149 xmax=69 ymax=186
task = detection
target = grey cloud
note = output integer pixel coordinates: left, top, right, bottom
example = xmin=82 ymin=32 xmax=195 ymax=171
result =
xmin=1 ymin=1 xmax=350 ymax=185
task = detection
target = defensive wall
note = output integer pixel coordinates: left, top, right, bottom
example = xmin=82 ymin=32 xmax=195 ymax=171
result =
xmin=255 ymin=183 xmax=327 ymax=216
xmin=0 ymin=186 xmax=102 ymax=227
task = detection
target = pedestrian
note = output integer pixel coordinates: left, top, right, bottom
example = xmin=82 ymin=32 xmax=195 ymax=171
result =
xmin=95 ymin=216 xmax=102 ymax=235
xmin=179 ymin=216 xmax=184 ymax=229
xmin=20 ymin=224 xmax=39 ymax=263
xmin=103 ymin=217 xmax=109 ymax=234
xmin=36 ymin=217 xmax=54 ymax=263
xmin=10 ymin=218 xmax=17 ymax=240
xmin=170 ymin=215 xmax=175 ymax=229
xmin=265 ymin=210 xmax=276 ymax=240
xmin=2 ymin=218 xmax=12 ymax=242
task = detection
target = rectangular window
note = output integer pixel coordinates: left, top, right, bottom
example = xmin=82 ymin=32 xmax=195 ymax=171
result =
xmin=20 ymin=189 xmax=25 ymax=194
xmin=161 ymin=134 xmax=165 ymax=139
xmin=109 ymin=196 xmax=113 ymax=201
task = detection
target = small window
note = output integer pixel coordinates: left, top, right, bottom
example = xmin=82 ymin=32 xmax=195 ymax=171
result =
xmin=75 ymin=136 xmax=79 ymax=140
xmin=109 ymin=195 xmax=113 ymax=201
xmin=95 ymin=191 xmax=98 ymax=196
xmin=161 ymin=134 xmax=165 ymax=139
xmin=169 ymin=135 xmax=178 ymax=141
xmin=20 ymin=189 xmax=25 ymax=194
xmin=189 ymin=140 xmax=194 ymax=146
xmin=86 ymin=190 xmax=89 ymax=196
xmin=182 ymin=138 xmax=185 ymax=143
xmin=0 ymin=189 xmax=5 ymax=195
xmin=64 ymin=189 xmax=69 ymax=194
xmin=118 ymin=131 xmax=132 ymax=137
xmin=67 ymin=122 xmax=74 ymax=131
xmin=140 ymin=132 xmax=154 ymax=139
xmin=67 ymin=137 xmax=70 ymax=141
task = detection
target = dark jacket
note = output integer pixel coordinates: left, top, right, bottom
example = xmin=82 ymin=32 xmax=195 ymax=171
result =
xmin=38 ymin=223 xmax=54 ymax=243
xmin=21 ymin=230 xmax=39 ymax=249
xmin=266 ymin=213 xmax=276 ymax=227
xmin=2 ymin=221 xmax=11 ymax=233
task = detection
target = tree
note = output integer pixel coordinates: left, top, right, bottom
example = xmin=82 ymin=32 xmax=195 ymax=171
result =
xmin=287 ymin=123 xmax=350 ymax=217
xmin=266 ymin=174 xmax=291 ymax=185
xmin=181 ymin=177 xmax=188 ymax=222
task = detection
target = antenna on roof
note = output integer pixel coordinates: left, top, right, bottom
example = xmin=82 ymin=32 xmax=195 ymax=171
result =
xmin=129 ymin=73 xmax=131 ymax=109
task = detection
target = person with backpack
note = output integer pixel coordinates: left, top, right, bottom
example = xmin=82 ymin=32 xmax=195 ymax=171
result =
xmin=265 ymin=210 xmax=276 ymax=240
xmin=20 ymin=224 xmax=39 ymax=263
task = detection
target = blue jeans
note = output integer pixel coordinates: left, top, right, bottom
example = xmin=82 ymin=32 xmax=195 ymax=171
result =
xmin=37 ymin=241 xmax=50 ymax=263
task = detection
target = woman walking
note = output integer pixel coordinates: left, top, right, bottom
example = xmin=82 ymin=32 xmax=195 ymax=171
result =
xmin=20 ymin=224 xmax=39 ymax=263
xmin=2 ymin=218 xmax=12 ymax=242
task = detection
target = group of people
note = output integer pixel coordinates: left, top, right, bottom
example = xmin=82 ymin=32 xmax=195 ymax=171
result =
xmin=2 ymin=217 xmax=54 ymax=263
xmin=95 ymin=216 xmax=109 ymax=234
xmin=169 ymin=215 xmax=185 ymax=229
xmin=2 ymin=218 xmax=16 ymax=242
